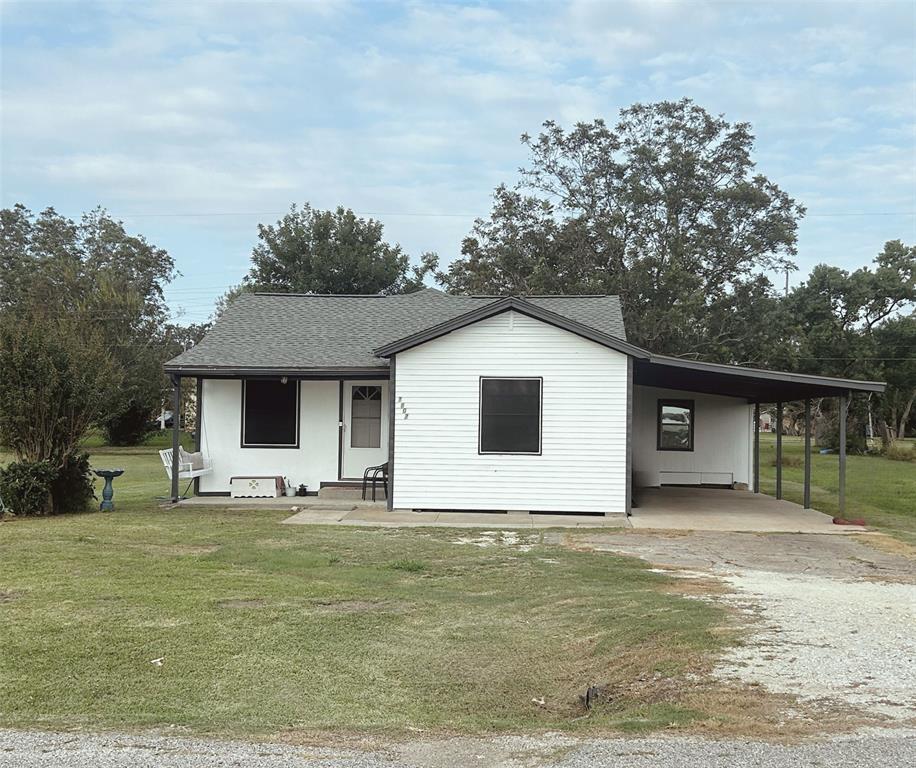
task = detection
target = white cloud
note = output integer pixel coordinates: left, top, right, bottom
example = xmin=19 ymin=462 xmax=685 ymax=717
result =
xmin=1 ymin=0 xmax=913 ymax=320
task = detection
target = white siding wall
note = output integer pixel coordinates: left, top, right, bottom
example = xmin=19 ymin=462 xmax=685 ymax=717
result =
xmin=198 ymin=379 xmax=340 ymax=493
xmin=632 ymin=385 xmax=753 ymax=487
xmin=393 ymin=311 xmax=629 ymax=514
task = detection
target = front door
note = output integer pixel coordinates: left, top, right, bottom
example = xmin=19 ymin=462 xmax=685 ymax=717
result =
xmin=341 ymin=381 xmax=388 ymax=479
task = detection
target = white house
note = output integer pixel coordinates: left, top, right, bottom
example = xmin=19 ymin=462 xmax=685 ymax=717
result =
xmin=164 ymin=289 xmax=883 ymax=516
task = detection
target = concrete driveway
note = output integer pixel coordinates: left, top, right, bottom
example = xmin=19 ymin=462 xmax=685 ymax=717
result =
xmin=630 ymin=486 xmax=862 ymax=534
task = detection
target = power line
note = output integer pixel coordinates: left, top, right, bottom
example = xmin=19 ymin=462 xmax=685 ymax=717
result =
xmin=119 ymin=210 xmax=480 ymax=219
xmin=113 ymin=209 xmax=916 ymax=220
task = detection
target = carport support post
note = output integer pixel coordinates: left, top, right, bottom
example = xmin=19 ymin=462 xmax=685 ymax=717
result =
xmin=839 ymin=392 xmax=847 ymax=516
xmin=170 ymin=374 xmax=181 ymax=503
xmin=753 ymin=402 xmax=760 ymax=494
xmin=803 ymin=398 xmax=812 ymax=508
xmin=775 ymin=401 xmax=783 ymax=500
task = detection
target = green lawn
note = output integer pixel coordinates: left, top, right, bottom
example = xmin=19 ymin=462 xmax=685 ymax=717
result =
xmin=0 ymin=445 xmax=734 ymax=738
xmin=758 ymin=433 xmax=916 ymax=544
xmin=5 ymin=437 xmax=910 ymax=738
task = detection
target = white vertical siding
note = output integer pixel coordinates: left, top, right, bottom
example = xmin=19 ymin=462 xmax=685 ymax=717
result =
xmin=632 ymin=385 xmax=753 ymax=487
xmin=393 ymin=311 xmax=629 ymax=514
xmin=198 ymin=379 xmax=340 ymax=493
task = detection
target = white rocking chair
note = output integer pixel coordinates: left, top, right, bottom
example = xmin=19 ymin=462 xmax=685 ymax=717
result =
xmin=160 ymin=447 xmax=213 ymax=498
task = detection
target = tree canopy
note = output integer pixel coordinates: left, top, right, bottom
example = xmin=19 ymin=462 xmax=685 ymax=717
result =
xmin=440 ymin=99 xmax=804 ymax=360
xmin=243 ymin=204 xmax=436 ymax=296
xmin=0 ymin=204 xmax=181 ymax=445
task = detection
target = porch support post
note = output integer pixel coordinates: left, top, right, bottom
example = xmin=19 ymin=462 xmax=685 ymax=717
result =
xmin=753 ymin=402 xmax=760 ymax=494
xmin=839 ymin=392 xmax=847 ymax=516
xmin=803 ymin=398 xmax=812 ymax=508
xmin=624 ymin=356 xmax=633 ymax=516
xmin=170 ymin=374 xmax=181 ymax=503
xmin=386 ymin=356 xmax=396 ymax=512
xmin=193 ymin=377 xmax=203 ymax=497
xmin=775 ymin=401 xmax=783 ymax=500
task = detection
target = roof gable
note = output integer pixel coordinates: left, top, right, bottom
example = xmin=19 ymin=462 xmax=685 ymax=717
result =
xmin=374 ymin=296 xmax=649 ymax=359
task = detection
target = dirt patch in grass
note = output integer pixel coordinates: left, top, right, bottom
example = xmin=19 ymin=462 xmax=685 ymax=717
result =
xmin=858 ymin=532 xmax=916 ymax=560
xmin=217 ymin=598 xmax=267 ymax=610
xmin=0 ymin=589 xmax=22 ymax=603
xmin=309 ymin=599 xmax=412 ymax=614
xmin=139 ymin=543 xmax=220 ymax=556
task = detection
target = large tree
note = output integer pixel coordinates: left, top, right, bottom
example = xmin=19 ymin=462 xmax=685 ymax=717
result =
xmin=243 ymin=204 xmax=436 ymax=295
xmin=783 ymin=240 xmax=915 ymax=445
xmin=0 ymin=204 xmax=178 ymax=445
xmin=440 ymin=99 xmax=804 ymax=360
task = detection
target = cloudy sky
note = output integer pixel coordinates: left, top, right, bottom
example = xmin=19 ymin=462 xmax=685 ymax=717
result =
xmin=2 ymin=0 xmax=914 ymax=323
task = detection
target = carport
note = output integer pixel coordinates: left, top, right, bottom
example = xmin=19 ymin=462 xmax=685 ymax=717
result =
xmin=631 ymin=354 xmax=886 ymax=516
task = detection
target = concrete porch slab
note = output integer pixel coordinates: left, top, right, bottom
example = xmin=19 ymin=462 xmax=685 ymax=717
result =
xmin=629 ymin=486 xmax=866 ymax=534
xmin=174 ymin=496 xmax=385 ymax=512
xmin=281 ymin=509 xmax=629 ymax=529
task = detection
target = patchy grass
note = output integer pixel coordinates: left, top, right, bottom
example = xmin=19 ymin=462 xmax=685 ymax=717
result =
xmin=0 ymin=506 xmax=734 ymax=737
xmin=759 ymin=434 xmax=916 ymax=544
xmin=4 ymin=443 xmax=886 ymax=739
xmin=0 ymin=445 xmax=746 ymax=738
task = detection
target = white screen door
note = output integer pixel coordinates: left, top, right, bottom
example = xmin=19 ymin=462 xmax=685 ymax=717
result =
xmin=341 ymin=381 xmax=388 ymax=479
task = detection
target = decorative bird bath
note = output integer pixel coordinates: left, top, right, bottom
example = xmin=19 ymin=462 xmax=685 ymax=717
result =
xmin=93 ymin=469 xmax=124 ymax=511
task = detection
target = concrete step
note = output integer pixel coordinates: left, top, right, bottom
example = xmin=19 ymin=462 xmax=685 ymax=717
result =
xmin=318 ymin=485 xmax=387 ymax=501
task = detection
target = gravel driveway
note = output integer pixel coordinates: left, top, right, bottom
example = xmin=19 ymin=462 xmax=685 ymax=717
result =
xmin=2 ymin=728 xmax=915 ymax=768
xmin=566 ymin=531 xmax=916 ymax=721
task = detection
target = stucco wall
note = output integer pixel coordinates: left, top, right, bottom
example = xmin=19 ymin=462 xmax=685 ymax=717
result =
xmin=197 ymin=378 xmax=340 ymax=493
xmin=632 ymin=385 xmax=753 ymax=487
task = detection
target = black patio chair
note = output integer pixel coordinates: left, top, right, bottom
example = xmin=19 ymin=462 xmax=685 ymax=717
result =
xmin=361 ymin=461 xmax=389 ymax=502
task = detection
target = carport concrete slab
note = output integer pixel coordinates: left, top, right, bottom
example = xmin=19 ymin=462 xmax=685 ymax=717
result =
xmin=630 ymin=487 xmax=865 ymax=534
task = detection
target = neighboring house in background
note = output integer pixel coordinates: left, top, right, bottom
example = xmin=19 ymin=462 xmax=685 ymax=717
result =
xmin=164 ymin=288 xmax=884 ymax=515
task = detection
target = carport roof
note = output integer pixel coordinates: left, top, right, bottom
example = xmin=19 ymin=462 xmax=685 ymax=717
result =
xmin=635 ymin=354 xmax=885 ymax=401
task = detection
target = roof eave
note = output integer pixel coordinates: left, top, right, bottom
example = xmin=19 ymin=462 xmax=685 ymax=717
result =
xmin=163 ymin=364 xmax=389 ymax=379
xmin=643 ymin=354 xmax=886 ymax=394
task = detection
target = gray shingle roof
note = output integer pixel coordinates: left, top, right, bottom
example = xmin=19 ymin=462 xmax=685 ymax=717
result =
xmin=165 ymin=288 xmax=627 ymax=373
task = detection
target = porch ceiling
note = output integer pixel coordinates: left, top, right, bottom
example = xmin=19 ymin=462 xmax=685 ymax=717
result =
xmin=635 ymin=355 xmax=885 ymax=402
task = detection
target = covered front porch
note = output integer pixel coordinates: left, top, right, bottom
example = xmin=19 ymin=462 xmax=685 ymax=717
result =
xmin=163 ymin=370 xmax=393 ymax=503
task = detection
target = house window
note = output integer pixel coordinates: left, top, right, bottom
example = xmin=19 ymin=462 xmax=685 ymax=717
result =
xmin=479 ymin=377 xmax=542 ymax=454
xmin=242 ymin=379 xmax=299 ymax=447
xmin=351 ymin=385 xmax=382 ymax=448
xmin=657 ymin=399 xmax=694 ymax=451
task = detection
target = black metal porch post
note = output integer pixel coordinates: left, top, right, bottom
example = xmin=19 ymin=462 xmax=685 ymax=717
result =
xmin=803 ymin=398 xmax=812 ymax=508
xmin=839 ymin=392 xmax=847 ymax=516
xmin=753 ymin=402 xmax=760 ymax=494
xmin=775 ymin=401 xmax=783 ymax=500
xmin=170 ymin=374 xmax=181 ymax=503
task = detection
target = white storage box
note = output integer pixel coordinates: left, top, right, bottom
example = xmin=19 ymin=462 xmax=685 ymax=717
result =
xmin=230 ymin=476 xmax=283 ymax=498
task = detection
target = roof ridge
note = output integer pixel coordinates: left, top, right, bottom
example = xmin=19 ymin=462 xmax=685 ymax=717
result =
xmin=469 ymin=294 xmax=612 ymax=298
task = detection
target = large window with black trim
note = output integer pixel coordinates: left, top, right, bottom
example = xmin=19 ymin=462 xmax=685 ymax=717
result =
xmin=479 ymin=377 xmax=542 ymax=454
xmin=241 ymin=379 xmax=299 ymax=447
xmin=657 ymin=399 xmax=694 ymax=451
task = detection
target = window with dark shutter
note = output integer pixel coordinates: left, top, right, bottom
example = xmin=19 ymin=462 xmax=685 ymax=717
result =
xmin=242 ymin=379 xmax=299 ymax=447
xmin=479 ymin=378 xmax=542 ymax=454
